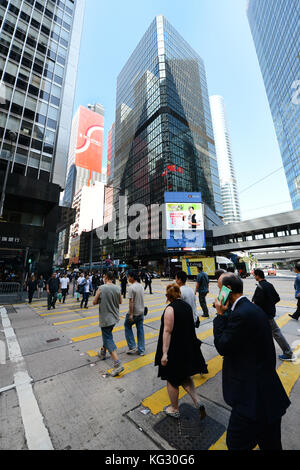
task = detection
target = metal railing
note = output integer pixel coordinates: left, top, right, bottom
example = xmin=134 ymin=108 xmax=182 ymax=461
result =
xmin=0 ymin=282 xmax=22 ymax=301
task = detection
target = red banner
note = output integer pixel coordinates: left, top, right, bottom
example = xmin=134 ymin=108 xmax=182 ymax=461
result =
xmin=75 ymin=106 xmax=104 ymax=174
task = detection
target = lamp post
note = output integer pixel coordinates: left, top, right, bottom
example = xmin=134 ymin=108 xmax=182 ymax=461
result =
xmin=0 ymin=131 xmax=17 ymax=218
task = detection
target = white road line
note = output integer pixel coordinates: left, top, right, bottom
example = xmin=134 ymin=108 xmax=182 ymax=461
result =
xmin=0 ymin=306 xmax=53 ymax=450
xmin=0 ymin=339 xmax=6 ymax=365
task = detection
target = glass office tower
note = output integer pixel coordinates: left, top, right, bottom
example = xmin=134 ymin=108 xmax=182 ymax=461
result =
xmin=210 ymin=95 xmax=241 ymax=224
xmin=112 ymin=15 xmax=223 ymax=261
xmin=247 ymin=0 xmax=300 ymax=209
xmin=0 ymin=0 xmax=85 ymax=276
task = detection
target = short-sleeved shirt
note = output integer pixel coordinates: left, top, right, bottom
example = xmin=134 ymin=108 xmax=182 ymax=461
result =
xmin=128 ymin=282 xmax=144 ymax=316
xmin=60 ymin=277 xmax=69 ymax=289
xmin=180 ymin=285 xmax=197 ymax=323
xmin=196 ymin=272 xmax=209 ymax=293
xmin=98 ymin=284 xmax=121 ymax=328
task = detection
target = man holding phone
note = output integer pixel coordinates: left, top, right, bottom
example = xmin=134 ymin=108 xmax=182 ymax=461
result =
xmin=213 ymin=273 xmax=290 ymax=450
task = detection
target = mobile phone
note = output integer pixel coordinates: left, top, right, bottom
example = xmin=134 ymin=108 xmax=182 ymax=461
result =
xmin=218 ymin=286 xmax=232 ymax=305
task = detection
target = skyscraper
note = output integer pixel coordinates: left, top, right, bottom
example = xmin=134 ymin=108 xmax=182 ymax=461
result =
xmin=110 ymin=15 xmax=223 ymax=263
xmin=63 ymin=103 xmax=105 ymax=207
xmin=0 ymin=0 xmax=85 ymax=275
xmin=210 ymin=95 xmax=241 ymax=224
xmin=247 ymin=0 xmax=300 ymax=209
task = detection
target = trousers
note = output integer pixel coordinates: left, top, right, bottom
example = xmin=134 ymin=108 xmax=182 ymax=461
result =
xmin=227 ymin=409 xmax=282 ymax=451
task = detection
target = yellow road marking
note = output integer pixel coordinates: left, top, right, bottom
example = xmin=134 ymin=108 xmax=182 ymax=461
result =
xmin=142 ymin=355 xmax=223 ymax=414
xmin=109 ymin=327 xmax=214 ymax=380
xmin=52 ymin=301 xmax=167 ymax=325
xmin=86 ymin=332 xmax=160 ymax=357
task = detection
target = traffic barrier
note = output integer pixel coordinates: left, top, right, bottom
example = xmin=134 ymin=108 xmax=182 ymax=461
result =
xmin=0 ymin=282 xmax=22 ymax=302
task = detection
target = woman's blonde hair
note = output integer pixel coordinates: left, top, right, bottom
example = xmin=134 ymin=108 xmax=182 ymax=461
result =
xmin=166 ymin=283 xmax=181 ymax=302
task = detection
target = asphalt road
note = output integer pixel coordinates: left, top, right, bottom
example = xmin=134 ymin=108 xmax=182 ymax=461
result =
xmin=0 ymin=277 xmax=300 ymax=451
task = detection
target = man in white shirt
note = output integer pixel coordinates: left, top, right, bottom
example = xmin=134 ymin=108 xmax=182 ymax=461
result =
xmin=60 ymin=273 xmax=70 ymax=303
xmin=175 ymin=271 xmax=199 ymax=327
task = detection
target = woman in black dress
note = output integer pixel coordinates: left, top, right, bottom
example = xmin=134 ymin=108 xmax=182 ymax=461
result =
xmin=155 ymin=283 xmax=208 ymax=419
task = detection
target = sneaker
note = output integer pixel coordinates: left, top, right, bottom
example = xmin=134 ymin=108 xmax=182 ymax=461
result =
xmin=98 ymin=348 xmax=106 ymax=361
xmin=138 ymin=352 xmax=145 ymax=356
xmin=196 ymin=402 xmax=206 ymax=420
xmin=164 ymin=406 xmax=180 ymax=419
xmin=289 ymin=314 xmax=299 ymax=320
xmin=279 ymin=354 xmax=295 ymax=362
xmin=127 ymin=349 xmax=138 ymax=355
xmin=110 ymin=364 xmax=124 ymax=377
xmin=201 ymin=315 xmax=209 ymax=318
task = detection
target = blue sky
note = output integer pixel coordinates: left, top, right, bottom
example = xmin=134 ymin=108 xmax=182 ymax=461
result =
xmin=73 ymin=0 xmax=292 ymax=220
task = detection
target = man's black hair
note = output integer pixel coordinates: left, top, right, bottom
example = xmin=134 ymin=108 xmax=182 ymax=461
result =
xmin=189 ymin=206 xmax=195 ymax=210
xmin=128 ymin=270 xmax=139 ymax=281
xmin=254 ymin=269 xmax=265 ymax=279
xmin=176 ymin=271 xmax=188 ymax=284
xmin=226 ymin=267 xmax=235 ymax=273
xmin=106 ymin=271 xmax=114 ymax=281
xmin=295 ymin=263 xmax=300 ymax=273
xmin=197 ymin=265 xmax=203 ymax=271
xmin=215 ymin=269 xmax=226 ymax=280
xmin=222 ymin=273 xmax=243 ymax=294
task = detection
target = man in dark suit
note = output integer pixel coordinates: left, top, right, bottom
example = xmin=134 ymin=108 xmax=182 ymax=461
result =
xmin=252 ymin=269 xmax=294 ymax=362
xmin=214 ymin=273 xmax=290 ymax=450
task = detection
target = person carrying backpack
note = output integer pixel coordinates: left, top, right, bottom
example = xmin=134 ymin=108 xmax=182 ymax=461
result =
xmin=252 ymin=269 xmax=295 ymax=362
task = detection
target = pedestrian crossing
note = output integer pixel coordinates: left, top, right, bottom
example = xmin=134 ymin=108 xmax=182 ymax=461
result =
xmin=28 ymin=281 xmax=300 ymax=451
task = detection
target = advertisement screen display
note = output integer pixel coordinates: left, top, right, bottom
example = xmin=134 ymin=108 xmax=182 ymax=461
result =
xmin=75 ymin=106 xmax=104 ymax=174
xmin=165 ymin=193 xmax=206 ymax=251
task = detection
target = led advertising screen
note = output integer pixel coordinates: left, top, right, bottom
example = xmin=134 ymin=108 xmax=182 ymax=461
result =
xmin=75 ymin=106 xmax=104 ymax=174
xmin=165 ymin=193 xmax=206 ymax=251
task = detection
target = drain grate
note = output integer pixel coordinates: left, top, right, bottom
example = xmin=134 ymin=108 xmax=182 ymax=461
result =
xmin=153 ymin=403 xmax=226 ymax=450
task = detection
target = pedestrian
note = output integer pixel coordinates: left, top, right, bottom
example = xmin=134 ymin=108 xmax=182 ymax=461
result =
xmin=92 ymin=273 xmax=100 ymax=296
xmin=81 ymin=274 xmax=92 ymax=309
xmin=93 ymin=271 xmax=124 ymax=377
xmin=252 ymin=269 xmax=295 ymax=362
xmin=46 ymin=273 xmax=60 ymax=310
xmin=60 ymin=273 xmax=70 ymax=304
xmin=27 ymin=274 xmax=37 ymax=304
xmin=76 ymin=272 xmax=85 ymax=302
xmin=144 ymin=271 xmax=153 ymax=294
xmin=175 ymin=271 xmax=199 ymax=327
xmin=155 ymin=284 xmax=208 ymax=419
xmin=120 ymin=271 xmax=128 ymax=299
xmin=289 ymin=262 xmax=300 ymax=321
xmin=37 ymin=275 xmax=45 ymax=299
xmin=213 ymin=273 xmax=291 ymax=450
xmin=124 ymin=271 xmax=145 ymax=356
xmin=195 ymin=265 xmax=209 ymax=318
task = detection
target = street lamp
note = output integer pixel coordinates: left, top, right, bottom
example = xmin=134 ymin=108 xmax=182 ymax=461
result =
xmin=0 ymin=131 xmax=17 ymax=218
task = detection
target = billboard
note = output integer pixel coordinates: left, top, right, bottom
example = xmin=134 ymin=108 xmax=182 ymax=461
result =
xmin=75 ymin=106 xmax=104 ymax=174
xmin=181 ymin=257 xmax=216 ymax=276
xmin=165 ymin=192 xmax=206 ymax=251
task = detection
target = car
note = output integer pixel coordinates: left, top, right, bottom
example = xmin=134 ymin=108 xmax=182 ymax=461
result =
xmin=268 ymin=268 xmax=277 ymax=276
xmin=151 ymin=272 xmax=161 ymax=279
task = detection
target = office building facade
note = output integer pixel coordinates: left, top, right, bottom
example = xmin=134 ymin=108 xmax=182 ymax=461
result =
xmin=247 ymin=0 xmax=300 ymax=209
xmin=110 ymin=15 xmax=223 ymax=263
xmin=0 ymin=0 xmax=85 ymax=277
xmin=210 ymin=95 xmax=241 ymax=224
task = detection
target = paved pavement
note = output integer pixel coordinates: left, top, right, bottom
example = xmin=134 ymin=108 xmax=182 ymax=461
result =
xmin=0 ymin=277 xmax=300 ymax=450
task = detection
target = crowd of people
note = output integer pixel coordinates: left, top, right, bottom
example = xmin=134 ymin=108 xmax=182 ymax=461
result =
xmin=22 ymin=262 xmax=300 ymax=450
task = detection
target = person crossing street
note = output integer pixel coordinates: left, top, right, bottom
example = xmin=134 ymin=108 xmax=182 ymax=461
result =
xmin=252 ymin=269 xmax=295 ymax=362
xmin=124 ymin=271 xmax=146 ymax=356
xmin=195 ymin=265 xmax=210 ymax=318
